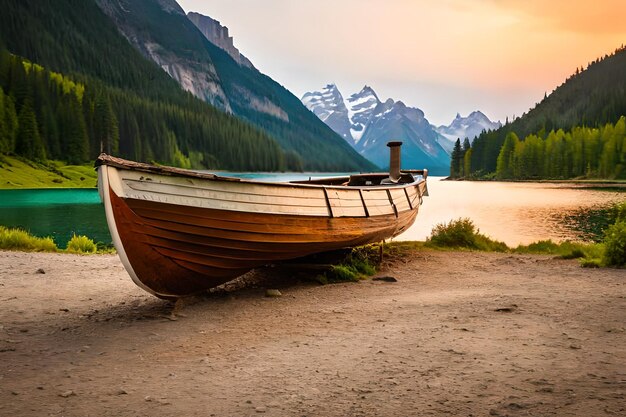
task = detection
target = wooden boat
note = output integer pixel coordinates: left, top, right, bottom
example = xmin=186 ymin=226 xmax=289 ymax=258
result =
xmin=96 ymin=142 xmax=428 ymax=298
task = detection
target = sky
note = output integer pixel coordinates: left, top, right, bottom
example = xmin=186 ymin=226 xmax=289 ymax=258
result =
xmin=176 ymin=0 xmax=626 ymax=126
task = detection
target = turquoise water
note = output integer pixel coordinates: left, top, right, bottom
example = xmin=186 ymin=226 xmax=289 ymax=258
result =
xmin=0 ymin=188 xmax=109 ymax=248
xmin=0 ymin=173 xmax=337 ymax=249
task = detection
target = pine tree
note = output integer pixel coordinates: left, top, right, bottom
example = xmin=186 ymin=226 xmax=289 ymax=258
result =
xmin=15 ymin=100 xmax=45 ymax=160
xmin=450 ymin=139 xmax=462 ymax=178
xmin=463 ymin=148 xmax=472 ymax=178
xmin=496 ymin=132 xmax=519 ymax=179
xmin=0 ymin=87 xmax=6 ymax=153
xmin=460 ymin=137 xmax=471 ymax=176
xmin=4 ymin=94 xmax=17 ymax=152
xmin=58 ymin=95 xmax=88 ymax=164
xmin=93 ymin=94 xmax=118 ymax=156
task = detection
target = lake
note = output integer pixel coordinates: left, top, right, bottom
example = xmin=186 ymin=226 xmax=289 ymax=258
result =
xmin=0 ymin=176 xmax=623 ymax=248
xmin=398 ymin=178 xmax=624 ymax=246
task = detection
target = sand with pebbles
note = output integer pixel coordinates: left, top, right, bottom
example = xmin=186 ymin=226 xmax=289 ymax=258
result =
xmin=0 ymin=249 xmax=624 ymax=416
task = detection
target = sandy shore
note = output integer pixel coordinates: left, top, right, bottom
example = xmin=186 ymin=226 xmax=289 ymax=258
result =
xmin=0 ymin=249 xmax=624 ymax=416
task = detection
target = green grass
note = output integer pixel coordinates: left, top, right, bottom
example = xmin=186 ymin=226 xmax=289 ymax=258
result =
xmin=314 ymin=245 xmax=381 ymax=284
xmin=514 ymin=239 xmax=587 ymax=257
xmin=602 ymin=220 xmax=626 ymax=267
xmin=0 ymin=226 xmax=58 ymax=252
xmin=66 ymin=234 xmax=97 ymax=254
xmin=0 ymin=226 xmax=112 ymax=254
xmin=324 ymin=211 xmax=626 ymax=277
xmin=0 ymin=155 xmax=97 ymax=189
xmin=514 ymin=239 xmax=606 ymax=266
xmin=426 ymin=218 xmax=508 ymax=252
xmin=424 ymin=216 xmax=625 ymax=269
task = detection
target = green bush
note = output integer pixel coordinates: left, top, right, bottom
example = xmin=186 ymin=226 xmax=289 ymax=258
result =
xmin=602 ymin=221 xmax=626 ymax=267
xmin=95 ymin=241 xmax=116 ymax=254
xmin=514 ymin=239 xmax=590 ymax=259
xmin=0 ymin=226 xmax=58 ymax=252
xmin=313 ymin=246 xmax=379 ymax=284
xmin=66 ymin=234 xmax=97 ymax=254
xmin=613 ymin=201 xmax=626 ymax=223
xmin=515 ymin=239 xmax=561 ymax=254
xmin=330 ymin=264 xmax=362 ymax=282
xmin=427 ymin=218 xmax=508 ymax=252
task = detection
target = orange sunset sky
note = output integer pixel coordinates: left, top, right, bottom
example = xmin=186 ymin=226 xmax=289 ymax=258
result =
xmin=177 ymin=0 xmax=626 ymax=125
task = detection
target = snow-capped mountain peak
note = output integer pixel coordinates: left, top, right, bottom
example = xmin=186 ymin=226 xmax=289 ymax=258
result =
xmin=436 ymin=111 xmax=501 ymax=144
xmin=302 ymin=84 xmax=452 ymax=175
xmin=345 ymin=85 xmax=381 ymax=143
xmin=301 ymin=83 xmax=346 ymax=122
xmin=301 ymin=84 xmax=353 ymax=142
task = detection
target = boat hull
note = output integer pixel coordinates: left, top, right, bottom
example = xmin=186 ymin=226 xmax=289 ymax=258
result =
xmin=98 ymin=161 xmax=427 ymax=297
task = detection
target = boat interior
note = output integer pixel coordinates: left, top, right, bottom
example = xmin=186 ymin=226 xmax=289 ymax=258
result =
xmin=290 ymin=171 xmax=422 ymax=187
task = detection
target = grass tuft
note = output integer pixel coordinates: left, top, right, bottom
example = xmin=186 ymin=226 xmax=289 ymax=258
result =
xmin=426 ymin=218 xmax=508 ymax=252
xmin=315 ymin=245 xmax=380 ymax=284
xmin=513 ymin=239 xmax=596 ymax=260
xmin=0 ymin=226 xmax=58 ymax=252
xmin=602 ymin=220 xmax=626 ymax=267
xmin=0 ymin=227 xmax=113 ymax=254
xmin=66 ymin=234 xmax=97 ymax=254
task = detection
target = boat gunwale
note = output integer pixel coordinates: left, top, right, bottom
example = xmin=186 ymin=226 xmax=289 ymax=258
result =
xmin=95 ymin=153 xmax=427 ymax=192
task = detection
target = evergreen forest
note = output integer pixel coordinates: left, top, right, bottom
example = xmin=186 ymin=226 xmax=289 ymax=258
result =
xmin=451 ymin=46 xmax=626 ymax=180
xmin=0 ymin=50 xmax=287 ymax=170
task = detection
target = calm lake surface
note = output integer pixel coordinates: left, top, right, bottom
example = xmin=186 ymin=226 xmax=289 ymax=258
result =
xmin=400 ymin=177 xmax=624 ymax=246
xmin=0 ymin=175 xmax=623 ymax=248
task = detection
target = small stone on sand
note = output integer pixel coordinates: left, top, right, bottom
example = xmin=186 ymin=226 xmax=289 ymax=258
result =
xmin=265 ymin=289 xmax=282 ymax=297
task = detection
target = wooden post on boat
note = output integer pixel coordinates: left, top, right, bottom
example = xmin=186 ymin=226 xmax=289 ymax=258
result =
xmin=387 ymin=141 xmax=403 ymax=183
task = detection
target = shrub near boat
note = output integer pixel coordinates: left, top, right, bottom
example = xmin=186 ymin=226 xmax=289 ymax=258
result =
xmin=0 ymin=226 xmax=104 ymax=254
xmin=426 ymin=218 xmax=507 ymax=252
xmin=66 ymin=234 xmax=97 ymax=254
xmin=426 ymin=214 xmax=626 ymax=268
xmin=0 ymin=226 xmax=57 ymax=252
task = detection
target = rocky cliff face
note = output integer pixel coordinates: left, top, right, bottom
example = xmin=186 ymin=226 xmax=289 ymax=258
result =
xmin=187 ymin=12 xmax=254 ymax=69
xmin=95 ymin=0 xmax=232 ymax=112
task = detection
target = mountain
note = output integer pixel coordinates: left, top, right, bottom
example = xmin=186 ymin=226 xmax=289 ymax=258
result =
xmin=95 ymin=1 xmax=374 ymax=172
xmin=0 ymin=0 xmax=289 ymax=171
xmin=302 ymin=84 xmax=450 ymax=174
xmin=436 ymin=111 xmax=501 ymax=145
xmin=187 ymin=12 xmax=254 ymax=70
xmin=301 ymin=84 xmax=352 ymax=142
xmin=468 ymin=45 xmax=626 ymax=176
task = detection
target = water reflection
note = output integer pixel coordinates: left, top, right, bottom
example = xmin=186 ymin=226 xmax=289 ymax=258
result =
xmin=399 ymin=177 xmax=624 ymax=246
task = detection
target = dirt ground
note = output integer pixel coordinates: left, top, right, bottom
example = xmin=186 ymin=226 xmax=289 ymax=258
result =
xmin=0 ymin=249 xmax=624 ymax=416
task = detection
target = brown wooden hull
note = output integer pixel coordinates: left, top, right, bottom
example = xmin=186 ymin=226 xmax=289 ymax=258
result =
xmin=96 ymin=155 xmax=427 ymax=297
xmin=110 ymin=188 xmax=417 ymax=296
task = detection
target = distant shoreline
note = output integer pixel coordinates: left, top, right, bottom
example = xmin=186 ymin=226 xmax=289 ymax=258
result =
xmin=443 ymin=176 xmax=626 ymax=188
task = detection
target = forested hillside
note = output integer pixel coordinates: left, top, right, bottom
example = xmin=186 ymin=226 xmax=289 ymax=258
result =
xmin=0 ymin=0 xmax=368 ymax=171
xmin=460 ymin=46 xmax=626 ymax=179
xmin=94 ymin=0 xmax=373 ymax=171
xmin=0 ymin=49 xmax=285 ymax=170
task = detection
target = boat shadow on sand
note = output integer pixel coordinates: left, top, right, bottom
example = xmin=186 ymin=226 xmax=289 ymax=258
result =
xmin=86 ymin=247 xmax=386 ymax=326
